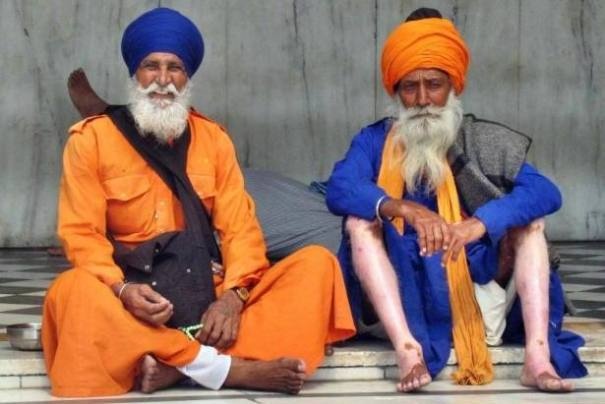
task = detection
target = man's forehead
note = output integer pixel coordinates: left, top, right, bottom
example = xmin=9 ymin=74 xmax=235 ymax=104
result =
xmin=140 ymin=52 xmax=185 ymax=65
xmin=401 ymin=68 xmax=449 ymax=82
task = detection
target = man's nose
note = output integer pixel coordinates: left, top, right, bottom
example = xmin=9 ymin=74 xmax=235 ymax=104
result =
xmin=417 ymin=84 xmax=430 ymax=108
xmin=156 ymin=67 xmax=172 ymax=87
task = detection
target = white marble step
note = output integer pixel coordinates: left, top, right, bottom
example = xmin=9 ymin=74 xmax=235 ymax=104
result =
xmin=1 ymin=318 xmax=603 ymax=389
xmin=1 ymin=342 xmax=604 ymax=389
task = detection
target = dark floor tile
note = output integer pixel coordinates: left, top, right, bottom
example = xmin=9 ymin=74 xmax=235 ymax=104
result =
xmin=570 ymin=300 xmax=605 ymax=309
xmin=22 ymin=266 xmax=69 ymax=273
xmin=0 ymin=278 xmax=27 ymax=283
xmin=553 ymin=241 xmax=605 ymax=247
xmin=2 ymin=306 xmax=43 ymax=315
xmin=0 ymin=258 xmax=68 ymax=264
xmin=582 ymin=287 xmax=605 ymax=294
xmin=0 ymin=286 xmax=45 ymax=295
xmin=560 ymin=277 xmax=605 ymax=286
xmin=0 ymin=252 xmax=48 ymax=259
xmin=571 ymin=261 xmax=605 ymax=267
xmin=0 ymin=268 xmax=63 ymax=274
xmin=560 ymin=254 xmax=602 ymax=259
xmin=0 ymin=295 xmax=44 ymax=305
xmin=574 ymin=310 xmax=605 ymax=320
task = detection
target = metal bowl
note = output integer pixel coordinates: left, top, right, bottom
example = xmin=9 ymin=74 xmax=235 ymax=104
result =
xmin=6 ymin=323 xmax=42 ymax=351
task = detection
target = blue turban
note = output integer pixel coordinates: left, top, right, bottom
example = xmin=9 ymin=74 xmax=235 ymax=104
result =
xmin=121 ymin=7 xmax=204 ymax=77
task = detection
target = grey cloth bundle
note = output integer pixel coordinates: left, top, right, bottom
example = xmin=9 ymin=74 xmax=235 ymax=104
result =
xmin=447 ymin=114 xmax=531 ymax=215
xmin=243 ymin=169 xmax=341 ymax=262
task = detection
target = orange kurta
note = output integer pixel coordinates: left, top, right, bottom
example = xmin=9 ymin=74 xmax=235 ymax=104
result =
xmin=43 ymin=111 xmax=355 ymax=397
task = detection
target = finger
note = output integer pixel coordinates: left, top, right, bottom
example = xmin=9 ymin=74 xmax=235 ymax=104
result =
xmin=136 ymin=297 xmax=170 ymax=316
xmin=230 ymin=317 xmax=239 ymax=345
xmin=447 ymin=239 xmax=462 ymax=263
xmin=221 ymin=317 xmax=239 ymax=350
xmin=441 ymin=229 xmax=458 ymax=267
xmin=150 ymin=305 xmax=173 ymax=326
xmin=441 ymin=246 xmax=452 ymax=267
xmin=439 ymin=223 xmax=449 ymax=251
xmin=433 ymin=224 xmax=444 ymax=254
xmin=451 ymin=240 xmax=466 ymax=262
xmin=215 ymin=319 xmax=233 ymax=350
xmin=206 ymin=317 xmax=226 ymax=347
xmin=416 ymin=226 xmax=427 ymax=256
xmin=133 ymin=308 xmax=156 ymax=326
xmin=425 ymin=224 xmax=436 ymax=256
xmin=197 ymin=311 xmax=214 ymax=343
xmin=139 ymin=285 xmax=170 ymax=305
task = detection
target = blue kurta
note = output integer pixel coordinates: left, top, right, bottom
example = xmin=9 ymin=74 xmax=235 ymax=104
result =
xmin=326 ymin=118 xmax=587 ymax=379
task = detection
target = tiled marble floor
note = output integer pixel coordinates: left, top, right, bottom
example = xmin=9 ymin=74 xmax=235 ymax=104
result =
xmin=0 ymin=241 xmax=603 ymax=328
xmin=1 ymin=378 xmax=604 ymax=403
xmin=0 ymin=244 xmax=603 ymax=402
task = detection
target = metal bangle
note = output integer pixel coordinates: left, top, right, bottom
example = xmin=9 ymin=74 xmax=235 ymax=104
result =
xmin=117 ymin=282 xmax=131 ymax=300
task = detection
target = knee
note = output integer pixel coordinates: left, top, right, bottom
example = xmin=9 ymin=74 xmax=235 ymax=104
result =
xmin=345 ymin=216 xmax=380 ymax=238
xmin=508 ymin=218 xmax=546 ymax=247
xmin=48 ymin=269 xmax=78 ymax=291
xmin=46 ymin=269 xmax=104 ymax=303
xmin=525 ymin=218 xmax=546 ymax=234
xmin=295 ymin=245 xmax=338 ymax=269
xmin=45 ymin=269 xmax=78 ymax=305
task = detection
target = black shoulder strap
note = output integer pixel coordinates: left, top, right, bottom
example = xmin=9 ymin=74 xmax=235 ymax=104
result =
xmin=106 ymin=106 xmax=221 ymax=262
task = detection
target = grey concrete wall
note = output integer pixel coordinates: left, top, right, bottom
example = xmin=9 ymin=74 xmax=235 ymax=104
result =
xmin=0 ymin=0 xmax=603 ymax=246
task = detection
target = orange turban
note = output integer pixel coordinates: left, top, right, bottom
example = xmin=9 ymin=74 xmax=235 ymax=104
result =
xmin=381 ymin=18 xmax=470 ymax=96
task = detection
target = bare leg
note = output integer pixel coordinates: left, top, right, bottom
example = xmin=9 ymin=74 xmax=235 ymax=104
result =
xmin=67 ymin=68 xmax=109 ymax=118
xmin=346 ymin=217 xmax=431 ymax=392
xmin=138 ymin=354 xmax=185 ymax=394
xmin=511 ymin=219 xmax=574 ymax=392
xmin=224 ymin=357 xmax=306 ymax=395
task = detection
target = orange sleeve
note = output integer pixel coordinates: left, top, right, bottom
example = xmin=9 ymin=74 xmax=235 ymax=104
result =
xmin=57 ymin=123 xmax=124 ymax=286
xmin=209 ymin=129 xmax=269 ymax=291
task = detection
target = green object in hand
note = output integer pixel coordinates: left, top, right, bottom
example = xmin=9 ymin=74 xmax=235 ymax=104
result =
xmin=180 ymin=323 xmax=203 ymax=340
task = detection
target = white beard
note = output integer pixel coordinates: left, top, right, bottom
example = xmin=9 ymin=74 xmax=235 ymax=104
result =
xmin=391 ymin=91 xmax=464 ymax=194
xmin=127 ymin=78 xmax=192 ymax=144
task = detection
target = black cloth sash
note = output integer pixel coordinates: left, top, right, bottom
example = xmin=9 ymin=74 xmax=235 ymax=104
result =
xmin=107 ymin=106 xmax=219 ymax=328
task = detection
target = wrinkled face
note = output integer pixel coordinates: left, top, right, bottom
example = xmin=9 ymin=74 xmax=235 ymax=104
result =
xmin=134 ymin=52 xmax=189 ymax=100
xmin=396 ymin=68 xmax=452 ymax=109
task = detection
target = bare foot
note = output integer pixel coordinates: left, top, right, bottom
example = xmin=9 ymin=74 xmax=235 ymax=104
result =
xmin=520 ymin=345 xmax=574 ymax=393
xmin=67 ymin=68 xmax=109 ymax=118
xmin=396 ymin=342 xmax=432 ymax=392
xmin=137 ymin=354 xmax=184 ymax=394
xmin=224 ymin=357 xmax=306 ymax=394
xmin=520 ymin=366 xmax=574 ymax=392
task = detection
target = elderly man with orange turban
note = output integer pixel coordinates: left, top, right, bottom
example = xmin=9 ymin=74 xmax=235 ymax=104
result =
xmin=327 ymin=7 xmax=586 ymax=393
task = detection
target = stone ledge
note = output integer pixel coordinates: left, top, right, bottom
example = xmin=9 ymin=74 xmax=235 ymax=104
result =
xmin=2 ymin=318 xmax=603 ymax=388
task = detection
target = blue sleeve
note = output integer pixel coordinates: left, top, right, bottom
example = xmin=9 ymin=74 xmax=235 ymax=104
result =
xmin=473 ymin=162 xmax=562 ymax=244
xmin=326 ymin=129 xmax=387 ymax=220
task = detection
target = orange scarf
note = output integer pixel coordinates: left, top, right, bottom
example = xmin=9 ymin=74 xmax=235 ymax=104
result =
xmin=377 ymin=129 xmax=493 ymax=384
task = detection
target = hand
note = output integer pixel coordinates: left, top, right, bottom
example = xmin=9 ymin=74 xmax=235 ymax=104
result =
xmin=441 ymin=217 xmax=487 ymax=267
xmin=113 ymin=283 xmax=173 ymax=326
xmin=381 ymin=199 xmax=450 ymax=256
xmin=196 ymin=290 xmax=244 ymax=350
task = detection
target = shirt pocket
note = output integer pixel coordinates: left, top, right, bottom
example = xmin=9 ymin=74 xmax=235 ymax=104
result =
xmin=103 ymin=175 xmax=154 ymax=235
xmin=189 ymin=173 xmax=216 ymax=213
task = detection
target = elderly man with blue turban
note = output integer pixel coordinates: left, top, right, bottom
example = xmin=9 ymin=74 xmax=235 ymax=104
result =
xmin=42 ymin=7 xmax=355 ymax=397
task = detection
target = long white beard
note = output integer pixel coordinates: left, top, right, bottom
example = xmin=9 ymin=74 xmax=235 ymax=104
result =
xmin=127 ymin=79 xmax=192 ymax=144
xmin=391 ymin=91 xmax=463 ymax=194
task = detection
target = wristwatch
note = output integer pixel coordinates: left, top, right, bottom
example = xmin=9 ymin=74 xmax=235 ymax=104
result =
xmin=232 ymin=286 xmax=250 ymax=303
